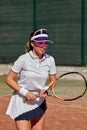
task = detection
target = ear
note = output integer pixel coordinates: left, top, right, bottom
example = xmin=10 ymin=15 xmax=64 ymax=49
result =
xmin=31 ymin=42 xmax=34 ymax=47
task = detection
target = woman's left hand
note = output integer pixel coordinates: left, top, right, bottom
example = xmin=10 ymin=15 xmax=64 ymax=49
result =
xmin=39 ymin=90 xmax=48 ymax=98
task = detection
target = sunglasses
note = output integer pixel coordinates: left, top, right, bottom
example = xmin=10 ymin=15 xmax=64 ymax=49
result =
xmin=33 ymin=41 xmax=48 ymax=49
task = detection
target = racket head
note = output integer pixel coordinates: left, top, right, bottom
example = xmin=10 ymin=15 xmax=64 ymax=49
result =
xmin=51 ymin=72 xmax=87 ymax=101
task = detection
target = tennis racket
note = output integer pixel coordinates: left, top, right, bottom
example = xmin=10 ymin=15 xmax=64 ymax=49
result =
xmin=47 ymin=71 xmax=87 ymax=101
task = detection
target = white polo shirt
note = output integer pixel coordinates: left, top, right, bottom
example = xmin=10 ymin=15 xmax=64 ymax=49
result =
xmin=6 ymin=51 xmax=56 ymax=119
xmin=12 ymin=51 xmax=56 ymax=91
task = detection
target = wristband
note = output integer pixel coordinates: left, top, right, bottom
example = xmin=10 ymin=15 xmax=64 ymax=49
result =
xmin=19 ymin=88 xmax=28 ymax=96
xmin=44 ymin=86 xmax=49 ymax=90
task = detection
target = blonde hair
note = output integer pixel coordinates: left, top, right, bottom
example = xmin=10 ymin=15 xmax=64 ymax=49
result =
xmin=25 ymin=30 xmax=35 ymax=53
xmin=25 ymin=41 xmax=33 ymax=53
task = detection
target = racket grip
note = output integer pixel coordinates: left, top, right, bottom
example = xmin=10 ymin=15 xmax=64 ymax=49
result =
xmin=35 ymin=94 xmax=40 ymax=98
xmin=23 ymin=94 xmax=40 ymax=102
xmin=23 ymin=89 xmax=48 ymax=102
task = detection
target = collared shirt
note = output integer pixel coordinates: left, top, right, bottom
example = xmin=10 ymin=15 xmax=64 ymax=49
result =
xmin=12 ymin=51 xmax=56 ymax=91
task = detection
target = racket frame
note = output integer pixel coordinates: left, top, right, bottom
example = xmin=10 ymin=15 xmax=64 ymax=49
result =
xmin=51 ymin=71 xmax=87 ymax=101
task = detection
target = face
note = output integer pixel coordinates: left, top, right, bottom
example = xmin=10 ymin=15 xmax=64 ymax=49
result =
xmin=31 ymin=41 xmax=48 ymax=58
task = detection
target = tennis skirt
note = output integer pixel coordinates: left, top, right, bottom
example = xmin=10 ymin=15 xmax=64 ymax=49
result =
xmin=15 ymin=100 xmax=47 ymax=121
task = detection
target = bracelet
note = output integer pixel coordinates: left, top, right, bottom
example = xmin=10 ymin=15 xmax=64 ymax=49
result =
xmin=19 ymin=87 xmax=28 ymax=96
xmin=44 ymin=86 xmax=49 ymax=90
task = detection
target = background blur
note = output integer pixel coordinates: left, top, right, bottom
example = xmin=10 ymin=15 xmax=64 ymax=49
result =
xmin=0 ymin=0 xmax=87 ymax=66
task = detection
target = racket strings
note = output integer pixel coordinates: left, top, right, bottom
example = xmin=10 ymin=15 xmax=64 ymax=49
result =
xmin=52 ymin=73 xmax=87 ymax=101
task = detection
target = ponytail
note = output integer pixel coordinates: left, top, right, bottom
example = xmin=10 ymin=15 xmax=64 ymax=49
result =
xmin=25 ymin=41 xmax=33 ymax=53
xmin=25 ymin=30 xmax=35 ymax=53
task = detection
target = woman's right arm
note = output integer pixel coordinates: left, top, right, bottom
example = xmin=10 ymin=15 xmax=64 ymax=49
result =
xmin=6 ymin=70 xmax=20 ymax=91
xmin=6 ymin=70 xmax=36 ymax=101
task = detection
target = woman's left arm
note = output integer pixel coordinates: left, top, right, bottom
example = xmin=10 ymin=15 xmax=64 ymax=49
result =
xmin=40 ymin=74 xmax=56 ymax=98
xmin=47 ymin=74 xmax=56 ymax=88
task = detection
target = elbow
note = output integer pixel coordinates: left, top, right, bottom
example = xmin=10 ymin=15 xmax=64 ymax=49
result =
xmin=5 ymin=76 xmax=10 ymax=85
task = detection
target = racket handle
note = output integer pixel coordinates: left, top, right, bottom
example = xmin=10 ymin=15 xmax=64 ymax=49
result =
xmin=23 ymin=94 xmax=40 ymax=102
xmin=23 ymin=89 xmax=49 ymax=102
xmin=35 ymin=94 xmax=40 ymax=98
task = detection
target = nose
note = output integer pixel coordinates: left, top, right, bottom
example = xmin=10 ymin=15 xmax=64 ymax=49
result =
xmin=42 ymin=44 xmax=48 ymax=49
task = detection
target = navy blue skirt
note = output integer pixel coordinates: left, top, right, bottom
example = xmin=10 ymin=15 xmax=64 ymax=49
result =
xmin=15 ymin=100 xmax=47 ymax=121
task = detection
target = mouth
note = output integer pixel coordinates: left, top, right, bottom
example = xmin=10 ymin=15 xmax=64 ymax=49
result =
xmin=41 ymin=48 xmax=47 ymax=51
xmin=39 ymin=48 xmax=46 ymax=54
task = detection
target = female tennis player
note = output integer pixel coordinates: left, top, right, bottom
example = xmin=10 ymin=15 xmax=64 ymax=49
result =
xmin=6 ymin=28 xmax=56 ymax=130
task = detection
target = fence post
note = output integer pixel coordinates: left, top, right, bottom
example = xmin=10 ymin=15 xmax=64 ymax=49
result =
xmin=81 ymin=0 xmax=85 ymax=65
xmin=33 ymin=0 xmax=37 ymax=30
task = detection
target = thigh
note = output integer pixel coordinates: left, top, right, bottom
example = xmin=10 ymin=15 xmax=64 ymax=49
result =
xmin=31 ymin=113 xmax=46 ymax=130
xmin=15 ymin=120 xmax=31 ymax=130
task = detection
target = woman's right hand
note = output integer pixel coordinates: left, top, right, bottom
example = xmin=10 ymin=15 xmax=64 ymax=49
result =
xmin=25 ymin=91 xmax=36 ymax=101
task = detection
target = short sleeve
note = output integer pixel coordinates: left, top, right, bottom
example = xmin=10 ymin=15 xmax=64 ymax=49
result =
xmin=49 ymin=57 xmax=56 ymax=75
xmin=11 ymin=55 xmax=24 ymax=73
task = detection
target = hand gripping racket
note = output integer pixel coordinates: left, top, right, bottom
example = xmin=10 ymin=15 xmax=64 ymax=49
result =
xmin=47 ymin=71 xmax=87 ymax=101
xmin=24 ymin=72 xmax=87 ymax=102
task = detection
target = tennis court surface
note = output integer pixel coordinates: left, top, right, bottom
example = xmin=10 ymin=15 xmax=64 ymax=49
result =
xmin=0 ymin=96 xmax=87 ymax=130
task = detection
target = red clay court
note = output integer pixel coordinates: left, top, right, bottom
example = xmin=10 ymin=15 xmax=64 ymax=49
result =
xmin=0 ymin=96 xmax=87 ymax=130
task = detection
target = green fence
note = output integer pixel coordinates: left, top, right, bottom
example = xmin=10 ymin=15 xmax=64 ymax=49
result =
xmin=0 ymin=0 xmax=87 ymax=66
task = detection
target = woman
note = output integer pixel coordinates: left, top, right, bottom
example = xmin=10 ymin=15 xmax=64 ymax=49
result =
xmin=6 ymin=28 xmax=56 ymax=130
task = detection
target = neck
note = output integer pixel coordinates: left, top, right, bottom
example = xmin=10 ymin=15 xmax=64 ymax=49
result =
xmin=32 ymin=50 xmax=43 ymax=59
